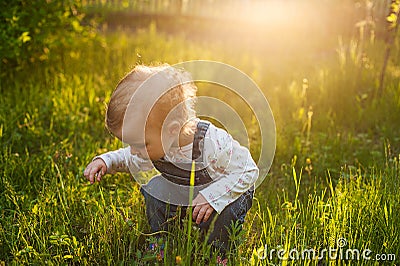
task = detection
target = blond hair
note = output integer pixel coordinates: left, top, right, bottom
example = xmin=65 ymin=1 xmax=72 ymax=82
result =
xmin=106 ymin=64 xmax=197 ymax=136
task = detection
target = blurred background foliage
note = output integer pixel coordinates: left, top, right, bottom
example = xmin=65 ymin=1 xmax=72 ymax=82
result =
xmin=0 ymin=0 xmax=91 ymax=71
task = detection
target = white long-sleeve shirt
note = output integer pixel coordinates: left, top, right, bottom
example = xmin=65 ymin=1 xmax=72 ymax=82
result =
xmin=96 ymin=121 xmax=259 ymax=214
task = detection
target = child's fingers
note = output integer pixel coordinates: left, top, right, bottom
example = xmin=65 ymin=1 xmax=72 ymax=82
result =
xmin=88 ymin=167 xmax=100 ymax=184
xmin=83 ymin=161 xmax=106 ymax=184
xmin=96 ymin=170 xmax=103 ymax=182
xmin=87 ymin=170 xmax=94 ymax=184
xmin=192 ymin=203 xmax=214 ymax=224
xmin=195 ymin=206 xmax=208 ymax=224
xmin=192 ymin=203 xmax=201 ymax=220
xmin=202 ymin=208 xmax=214 ymax=223
xmin=83 ymin=167 xmax=90 ymax=179
xmin=83 ymin=163 xmax=96 ymax=178
xmin=192 ymin=196 xmax=203 ymax=222
xmin=97 ymin=166 xmax=106 ymax=182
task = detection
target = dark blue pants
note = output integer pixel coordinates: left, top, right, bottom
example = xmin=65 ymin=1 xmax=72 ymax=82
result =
xmin=140 ymin=184 xmax=253 ymax=253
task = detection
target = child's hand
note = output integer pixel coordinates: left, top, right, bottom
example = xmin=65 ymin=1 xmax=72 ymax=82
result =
xmin=84 ymin=159 xmax=107 ymax=184
xmin=192 ymin=193 xmax=215 ymax=224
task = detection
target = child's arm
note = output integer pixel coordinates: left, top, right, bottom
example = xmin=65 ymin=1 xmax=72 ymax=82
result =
xmin=84 ymin=147 xmax=153 ymax=184
xmin=198 ymin=125 xmax=259 ymax=214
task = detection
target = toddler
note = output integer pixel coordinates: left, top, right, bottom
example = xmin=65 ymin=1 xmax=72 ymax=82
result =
xmin=84 ymin=64 xmax=259 ymax=254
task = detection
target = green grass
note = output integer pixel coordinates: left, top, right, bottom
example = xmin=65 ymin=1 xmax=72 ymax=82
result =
xmin=1 ymin=21 xmax=400 ymax=265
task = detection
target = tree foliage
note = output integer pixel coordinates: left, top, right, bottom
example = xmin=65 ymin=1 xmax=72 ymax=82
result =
xmin=0 ymin=0 xmax=87 ymax=72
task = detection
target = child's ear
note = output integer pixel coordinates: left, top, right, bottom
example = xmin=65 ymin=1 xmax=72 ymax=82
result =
xmin=166 ymin=121 xmax=181 ymax=136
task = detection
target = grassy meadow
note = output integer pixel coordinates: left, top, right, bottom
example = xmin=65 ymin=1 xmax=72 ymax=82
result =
xmin=1 ymin=2 xmax=400 ymax=265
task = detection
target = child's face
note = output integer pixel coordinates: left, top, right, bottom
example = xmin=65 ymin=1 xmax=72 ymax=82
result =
xmin=129 ymin=123 xmax=166 ymax=161
xmin=119 ymin=108 xmax=176 ymax=161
